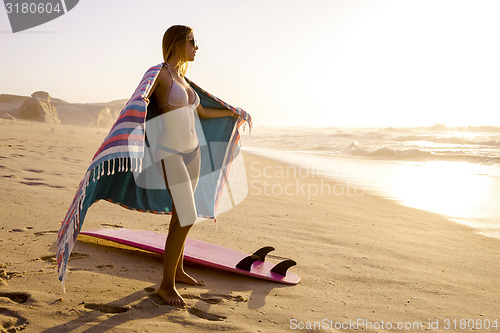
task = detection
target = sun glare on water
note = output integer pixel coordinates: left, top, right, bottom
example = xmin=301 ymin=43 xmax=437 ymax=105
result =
xmin=385 ymin=161 xmax=499 ymax=221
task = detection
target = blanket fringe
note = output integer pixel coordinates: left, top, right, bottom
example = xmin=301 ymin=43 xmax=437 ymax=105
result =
xmin=88 ymin=157 xmax=143 ymax=183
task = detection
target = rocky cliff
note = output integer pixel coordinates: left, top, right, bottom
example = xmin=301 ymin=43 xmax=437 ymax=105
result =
xmin=18 ymin=91 xmax=61 ymax=123
xmin=0 ymin=92 xmax=126 ymax=128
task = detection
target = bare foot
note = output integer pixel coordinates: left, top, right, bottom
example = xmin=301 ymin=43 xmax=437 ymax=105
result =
xmin=175 ymin=271 xmax=205 ymax=286
xmin=156 ymin=286 xmax=186 ymax=307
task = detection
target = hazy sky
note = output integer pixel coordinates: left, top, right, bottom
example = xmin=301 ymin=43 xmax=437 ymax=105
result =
xmin=1 ymin=0 xmax=499 ymax=127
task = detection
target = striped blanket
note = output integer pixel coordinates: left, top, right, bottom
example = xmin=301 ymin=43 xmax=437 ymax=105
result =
xmin=56 ymin=63 xmax=252 ymax=286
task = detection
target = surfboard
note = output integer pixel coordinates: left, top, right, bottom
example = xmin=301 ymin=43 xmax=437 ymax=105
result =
xmin=80 ymin=228 xmax=300 ymax=285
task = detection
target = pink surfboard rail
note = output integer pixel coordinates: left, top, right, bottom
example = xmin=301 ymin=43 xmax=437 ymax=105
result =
xmin=80 ymin=228 xmax=300 ymax=285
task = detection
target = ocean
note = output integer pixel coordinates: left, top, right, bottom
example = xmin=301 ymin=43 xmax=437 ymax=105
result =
xmin=240 ymin=125 xmax=500 ymax=240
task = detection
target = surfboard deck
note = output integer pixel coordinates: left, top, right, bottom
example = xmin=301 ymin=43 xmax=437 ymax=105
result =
xmin=80 ymin=228 xmax=300 ymax=285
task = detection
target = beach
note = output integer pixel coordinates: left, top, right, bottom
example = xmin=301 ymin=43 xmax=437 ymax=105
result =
xmin=0 ymin=118 xmax=499 ymax=332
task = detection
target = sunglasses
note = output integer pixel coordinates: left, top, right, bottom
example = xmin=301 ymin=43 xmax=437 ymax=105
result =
xmin=187 ymin=38 xmax=197 ymax=48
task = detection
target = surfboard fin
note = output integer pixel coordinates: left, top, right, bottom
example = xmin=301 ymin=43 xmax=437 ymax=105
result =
xmin=252 ymin=246 xmax=275 ymax=261
xmin=236 ymin=255 xmax=261 ymax=271
xmin=236 ymin=246 xmax=275 ymax=271
xmin=270 ymin=259 xmax=297 ymax=276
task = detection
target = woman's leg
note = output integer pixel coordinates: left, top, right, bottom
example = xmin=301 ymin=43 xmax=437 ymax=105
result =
xmin=173 ymin=148 xmax=203 ymax=286
xmin=157 ymin=203 xmax=193 ymax=307
xmin=156 ymin=151 xmax=201 ymax=306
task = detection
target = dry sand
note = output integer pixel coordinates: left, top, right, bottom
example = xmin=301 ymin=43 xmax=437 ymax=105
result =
xmin=0 ymin=118 xmax=498 ymax=332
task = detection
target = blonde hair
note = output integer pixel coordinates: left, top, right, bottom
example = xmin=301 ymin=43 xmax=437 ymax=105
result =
xmin=162 ymin=25 xmax=193 ymax=76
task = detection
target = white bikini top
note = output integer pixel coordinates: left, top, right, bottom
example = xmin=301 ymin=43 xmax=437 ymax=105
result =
xmin=158 ymin=64 xmax=200 ymax=109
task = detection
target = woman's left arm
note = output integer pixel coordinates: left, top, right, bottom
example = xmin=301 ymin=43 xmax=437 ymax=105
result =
xmin=197 ymin=105 xmax=238 ymax=119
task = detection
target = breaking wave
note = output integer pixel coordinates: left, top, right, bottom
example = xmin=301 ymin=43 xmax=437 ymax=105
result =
xmin=242 ymin=125 xmax=500 ymax=165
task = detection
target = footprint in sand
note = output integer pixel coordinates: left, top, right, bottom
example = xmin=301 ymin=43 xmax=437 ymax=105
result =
xmin=0 ymin=292 xmax=31 ymax=304
xmin=183 ymin=294 xmax=224 ymax=305
xmin=39 ymin=252 xmax=88 ymax=263
xmin=83 ymin=302 xmax=129 ymax=314
xmin=187 ymin=307 xmax=227 ymax=321
xmin=19 ymin=181 xmax=65 ymax=189
xmin=33 ymin=230 xmax=58 ymax=236
xmin=0 ymin=268 xmax=23 ymax=283
xmin=0 ymin=307 xmax=29 ymax=332
xmin=1 ymin=174 xmax=18 ymax=179
xmin=201 ymin=293 xmax=247 ymax=303
xmin=24 ymin=168 xmax=43 ymax=173
xmin=184 ymin=293 xmax=246 ymax=305
xmin=24 ymin=177 xmax=43 ymax=181
xmin=8 ymin=227 xmax=33 ymax=232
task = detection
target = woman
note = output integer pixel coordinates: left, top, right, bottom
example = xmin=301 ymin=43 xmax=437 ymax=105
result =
xmin=146 ymin=25 xmax=237 ymax=307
